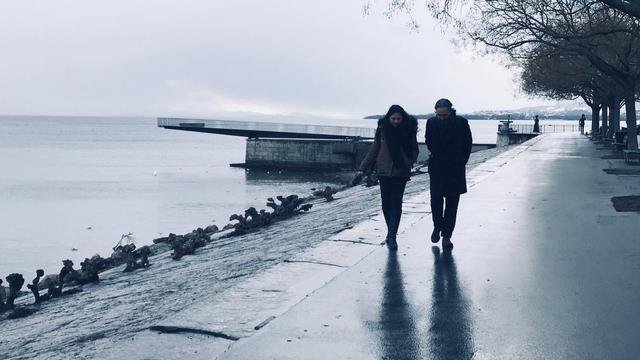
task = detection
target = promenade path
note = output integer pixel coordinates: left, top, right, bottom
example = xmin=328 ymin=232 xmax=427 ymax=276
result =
xmin=215 ymin=133 xmax=640 ymax=360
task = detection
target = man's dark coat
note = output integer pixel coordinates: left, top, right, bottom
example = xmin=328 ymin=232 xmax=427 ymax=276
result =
xmin=425 ymin=115 xmax=473 ymax=195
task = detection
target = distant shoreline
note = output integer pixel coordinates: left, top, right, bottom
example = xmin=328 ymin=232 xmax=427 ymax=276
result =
xmin=363 ymin=114 xmax=594 ymax=120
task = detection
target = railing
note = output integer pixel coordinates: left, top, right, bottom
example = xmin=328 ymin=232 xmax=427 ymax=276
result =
xmin=505 ymin=124 xmax=580 ymax=133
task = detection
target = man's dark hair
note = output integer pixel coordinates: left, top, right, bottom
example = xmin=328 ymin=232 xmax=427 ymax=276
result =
xmin=434 ymin=98 xmax=456 ymax=117
xmin=434 ymin=98 xmax=453 ymax=110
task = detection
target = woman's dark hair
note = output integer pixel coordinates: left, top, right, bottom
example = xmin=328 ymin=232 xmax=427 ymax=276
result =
xmin=376 ymin=104 xmax=418 ymax=170
xmin=434 ymin=98 xmax=456 ymax=117
xmin=377 ymin=104 xmax=418 ymax=135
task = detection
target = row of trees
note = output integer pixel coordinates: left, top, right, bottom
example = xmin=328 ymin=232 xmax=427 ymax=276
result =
xmin=380 ymin=0 xmax=640 ymax=149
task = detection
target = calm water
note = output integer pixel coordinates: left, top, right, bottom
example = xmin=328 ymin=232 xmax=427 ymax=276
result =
xmin=0 ymin=116 xmax=581 ymax=276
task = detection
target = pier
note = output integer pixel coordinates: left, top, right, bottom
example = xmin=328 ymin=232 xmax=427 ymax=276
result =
xmin=157 ymin=118 xmax=375 ymax=140
xmin=158 ymin=117 xmax=495 ymax=169
xmin=496 ymin=120 xmax=580 ymax=146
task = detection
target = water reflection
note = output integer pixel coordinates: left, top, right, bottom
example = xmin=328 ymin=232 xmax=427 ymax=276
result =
xmin=429 ymin=247 xmax=474 ymax=359
xmin=378 ymin=251 xmax=421 ymax=360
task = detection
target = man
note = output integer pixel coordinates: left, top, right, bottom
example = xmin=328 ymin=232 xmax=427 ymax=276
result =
xmin=579 ymin=114 xmax=586 ymax=134
xmin=425 ymin=99 xmax=472 ymax=249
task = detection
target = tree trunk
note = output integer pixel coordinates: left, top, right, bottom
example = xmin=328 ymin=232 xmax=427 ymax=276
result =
xmin=624 ymin=92 xmax=639 ymax=150
xmin=609 ymin=97 xmax=621 ymax=136
xmin=591 ymin=104 xmax=600 ymax=136
xmin=601 ymin=102 xmax=609 ymax=137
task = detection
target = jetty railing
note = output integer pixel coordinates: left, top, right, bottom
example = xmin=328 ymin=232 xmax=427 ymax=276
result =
xmin=508 ymin=124 xmax=580 ymax=133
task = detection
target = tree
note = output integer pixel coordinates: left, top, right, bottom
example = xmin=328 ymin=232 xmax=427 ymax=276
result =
xmin=520 ymin=44 xmax=626 ymax=135
xmin=379 ymin=0 xmax=640 ymax=148
xmin=381 ymin=0 xmax=640 ymax=21
xmin=461 ymin=0 xmax=640 ymax=148
xmin=596 ymin=0 xmax=640 ymax=19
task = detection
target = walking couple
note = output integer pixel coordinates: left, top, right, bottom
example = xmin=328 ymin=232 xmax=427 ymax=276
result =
xmin=358 ymin=99 xmax=473 ymax=251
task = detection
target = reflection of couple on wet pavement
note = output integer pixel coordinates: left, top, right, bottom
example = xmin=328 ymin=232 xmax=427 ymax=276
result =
xmin=359 ymin=98 xmax=472 ymax=251
xmin=378 ymin=249 xmax=473 ymax=360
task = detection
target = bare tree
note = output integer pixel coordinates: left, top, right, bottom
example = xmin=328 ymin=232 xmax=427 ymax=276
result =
xmin=380 ymin=0 xmax=640 ymax=21
xmin=593 ymin=0 xmax=640 ymax=19
xmin=376 ymin=0 xmax=640 ymax=148
xmin=524 ymin=47 xmax=632 ymax=137
xmin=461 ymin=0 xmax=640 ymax=148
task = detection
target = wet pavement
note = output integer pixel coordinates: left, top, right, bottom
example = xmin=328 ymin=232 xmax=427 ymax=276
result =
xmin=219 ymin=133 xmax=640 ymax=360
xmin=4 ymin=133 xmax=639 ymax=359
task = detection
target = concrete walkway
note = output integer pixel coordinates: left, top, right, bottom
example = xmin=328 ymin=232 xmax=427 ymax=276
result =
xmin=217 ymin=133 xmax=640 ymax=360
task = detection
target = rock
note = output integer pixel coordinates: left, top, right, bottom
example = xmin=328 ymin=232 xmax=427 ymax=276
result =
xmin=204 ymin=224 xmax=219 ymax=234
xmin=5 ymin=273 xmax=25 ymax=308
xmin=148 ymin=242 xmax=171 ymax=255
xmin=61 ymin=288 xmax=83 ymax=296
xmin=6 ymin=307 xmax=35 ymax=320
xmin=152 ymin=236 xmax=170 ymax=244
xmin=38 ymin=274 xmax=59 ymax=291
xmin=313 ymin=186 xmax=336 ymax=201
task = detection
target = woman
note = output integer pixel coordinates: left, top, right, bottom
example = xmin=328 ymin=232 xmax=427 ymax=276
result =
xmin=358 ymin=104 xmax=419 ymax=250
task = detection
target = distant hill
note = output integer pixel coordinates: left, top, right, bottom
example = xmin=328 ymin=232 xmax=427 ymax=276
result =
xmin=364 ymin=104 xmax=639 ymax=121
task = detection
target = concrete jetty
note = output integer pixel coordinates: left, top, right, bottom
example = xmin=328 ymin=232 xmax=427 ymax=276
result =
xmin=157 ymin=118 xmax=376 ymax=140
xmin=158 ymin=117 xmax=495 ymax=170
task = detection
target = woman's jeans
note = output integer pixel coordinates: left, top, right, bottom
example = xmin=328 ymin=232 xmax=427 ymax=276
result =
xmin=379 ymin=177 xmax=408 ymax=239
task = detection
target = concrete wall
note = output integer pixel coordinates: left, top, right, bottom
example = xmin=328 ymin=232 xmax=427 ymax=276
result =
xmin=497 ymin=133 xmax=538 ymax=147
xmin=243 ymin=138 xmax=496 ymax=170
xmin=245 ymin=139 xmax=356 ymax=169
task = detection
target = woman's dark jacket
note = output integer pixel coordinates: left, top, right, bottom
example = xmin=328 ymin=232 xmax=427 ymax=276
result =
xmin=359 ymin=118 xmax=419 ymax=178
xmin=425 ymin=115 xmax=472 ymax=195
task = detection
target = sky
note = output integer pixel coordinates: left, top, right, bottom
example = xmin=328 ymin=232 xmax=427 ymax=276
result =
xmin=0 ymin=0 xmax=572 ymax=118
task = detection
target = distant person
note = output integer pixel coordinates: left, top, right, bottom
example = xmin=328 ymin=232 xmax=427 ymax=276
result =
xmin=533 ymin=115 xmax=540 ymax=133
xmin=358 ymin=104 xmax=419 ymax=250
xmin=425 ymin=99 xmax=472 ymax=249
xmin=579 ymin=114 xmax=586 ymax=134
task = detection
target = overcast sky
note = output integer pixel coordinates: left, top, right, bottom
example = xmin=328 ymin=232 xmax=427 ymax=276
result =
xmin=0 ymin=1 xmax=569 ymax=118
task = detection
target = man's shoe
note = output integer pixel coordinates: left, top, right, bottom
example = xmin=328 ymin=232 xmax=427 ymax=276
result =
xmin=431 ymin=229 xmax=440 ymax=243
xmin=386 ymin=236 xmax=398 ymax=251
xmin=442 ymin=237 xmax=453 ymax=249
